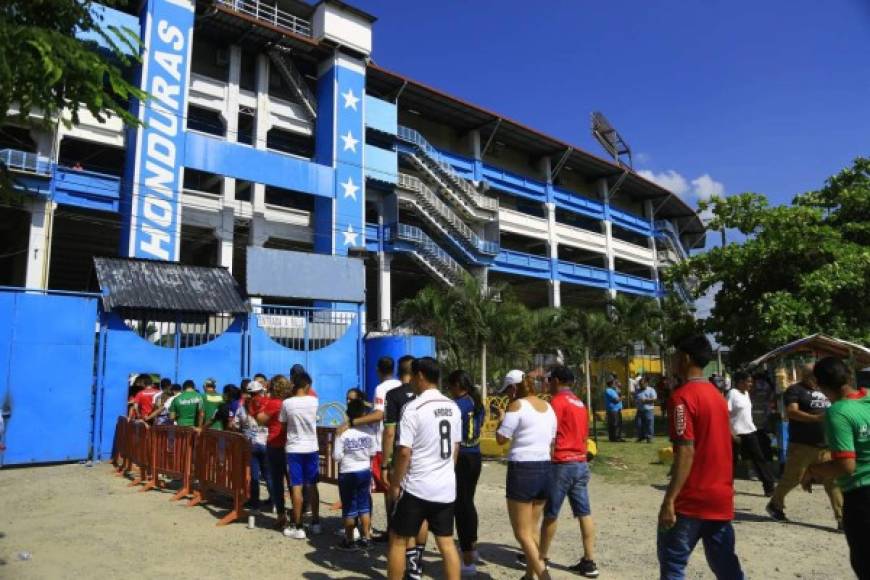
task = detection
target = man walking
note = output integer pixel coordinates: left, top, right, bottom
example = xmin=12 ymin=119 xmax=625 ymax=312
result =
xmin=387 ymin=357 xmax=461 ymax=580
xmin=658 ymin=334 xmax=744 ymax=580
xmin=727 ymin=371 xmax=775 ymax=496
xmin=604 ymin=378 xmax=625 ymax=442
xmin=801 ymin=357 xmax=870 ymax=579
xmin=539 ymin=366 xmax=599 ymax=578
xmin=766 ymin=364 xmax=843 ymax=528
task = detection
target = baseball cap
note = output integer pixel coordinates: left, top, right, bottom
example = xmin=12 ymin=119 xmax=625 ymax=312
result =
xmin=203 ymin=377 xmax=217 ymax=388
xmin=497 ymin=369 xmax=525 ymax=394
xmin=247 ymin=381 xmax=265 ymax=393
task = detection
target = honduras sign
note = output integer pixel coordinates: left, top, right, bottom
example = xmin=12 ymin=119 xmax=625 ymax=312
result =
xmin=121 ymin=0 xmax=194 ymax=261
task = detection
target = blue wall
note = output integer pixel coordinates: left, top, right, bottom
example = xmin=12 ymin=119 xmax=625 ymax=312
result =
xmin=364 ymin=335 xmax=436 ymax=399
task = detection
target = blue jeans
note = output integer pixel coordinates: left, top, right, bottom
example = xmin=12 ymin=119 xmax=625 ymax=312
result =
xmin=250 ymin=443 xmax=270 ymax=506
xmin=544 ymin=462 xmax=591 ymax=518
xmin=657 ymin=516 xmax=744 ymax=580
xmin=637 ymin=408 xmax=654 ymax=440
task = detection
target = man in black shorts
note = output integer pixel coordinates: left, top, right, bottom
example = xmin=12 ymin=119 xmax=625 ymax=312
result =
xmin=387 ymin=357 xmax=461 ymax=580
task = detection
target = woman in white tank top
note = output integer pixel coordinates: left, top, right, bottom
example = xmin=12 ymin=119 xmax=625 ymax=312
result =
xmin=496 ymin=375 xmax=556 ymax=579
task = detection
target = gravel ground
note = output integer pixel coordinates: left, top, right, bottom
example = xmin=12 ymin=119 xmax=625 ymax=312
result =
xmin=0 ymin=460 xmax=854 ymax=579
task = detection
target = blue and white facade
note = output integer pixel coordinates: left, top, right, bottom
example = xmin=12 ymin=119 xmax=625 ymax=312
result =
xmin=0 ymin=0 xmax=704 ymax=324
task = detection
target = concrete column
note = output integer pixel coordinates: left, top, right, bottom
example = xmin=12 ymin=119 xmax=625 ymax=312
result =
xmin=225 ymin=45 xmax=242 ymax=143
xmin=217 ymin=207 xmax=234 ymax=272
xmin=645 ymin=200 xmax=661 ymax=291
xmin=377 ymin=253 xmax=391 ymax=331
xmin=254 ymin=54 xmax=270 ymax=150
xmin=598 ymin=178 xmax=617 ymax=299
xmin=545 ymin=201 xmax=561 ymax=307
xmin=24 ymin=198 xmax=54 ymax=289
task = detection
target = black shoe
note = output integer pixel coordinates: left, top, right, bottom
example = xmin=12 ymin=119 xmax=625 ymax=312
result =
xmin=371 ymin=531 xmax=389 ymax=543
xmin=766 ymin=501 xmax=787 ymax=521
xmin=356 ymin=538 xmax=372 ymax=550
xmin=569 ymin=558 xmax=600 ymax=577
xmin=337 ymin=538 xmax=359 ymax=552
xmin=763 ymin=488 xmax=774 ymax=498
xmin=515 ymin=553 xmax=549 ymax=569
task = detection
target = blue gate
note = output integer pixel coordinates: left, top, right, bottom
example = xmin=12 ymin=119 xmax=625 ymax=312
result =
xmin=248 ymin=304 xmax=362 ymax=424
xmin=94 ymin=310 xmax=247 ymax=460
xmin=0 ymin=289 xmax=99 ymax=465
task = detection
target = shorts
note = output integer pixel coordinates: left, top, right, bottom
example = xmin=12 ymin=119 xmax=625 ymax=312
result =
xmin=390 ymin=491 xmax=454 ymax=538
xmin=371 ymin=451 xmax=388 ymax=493
xmin=287 ymin=451 xmax=319 ymax=486
xmin=544 ymin=461 xmax=591 ymax=518
xmin=338 ymin=470 xmax=372 ymax=519
xmin=506 ymin=461 xmax=551 ymax=502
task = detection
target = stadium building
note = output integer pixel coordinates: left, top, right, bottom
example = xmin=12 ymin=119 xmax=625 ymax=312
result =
xmin=1 ymin=0 xmax=704 ymax=322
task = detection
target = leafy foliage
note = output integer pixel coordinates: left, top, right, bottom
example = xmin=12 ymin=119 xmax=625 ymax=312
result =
xmin=667 ymin=157 xmax=870 ymax=365
xmin=396 ymin=277 xmax=676 ymax=388
xmin=0 ymin=0 xmax=144 ymax=129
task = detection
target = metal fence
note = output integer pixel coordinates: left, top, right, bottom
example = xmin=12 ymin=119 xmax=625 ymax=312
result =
xmin=215 ymin=0 xmax=313 ymax=37
xmin=119 ymin=309 xmax=236 ymax=348
xmin=253 ymin=304 xmax=356 ymax=351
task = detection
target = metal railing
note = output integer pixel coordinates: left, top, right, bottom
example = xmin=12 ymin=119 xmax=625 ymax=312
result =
xmin=0 ymin=149 xmax=52 ymax=176
xmin=397 ymin=173 xmax=499 ymax=257
xmin=654 ymin=220 xmax=689 ymax=261
xmin=267 ymin=48 xmax=317 ymax=120
xmin=385 ymin=223 xmax=467 ymax=286
xmin=120 ymin=309 xmax=236 ymax=349
xmin=216 ymin=0 xmax=313 ymax=37
xmin=397 ymin=126 xmax=498 ymax=213
xmin=254 ymin=304 xmax=356 ymax=351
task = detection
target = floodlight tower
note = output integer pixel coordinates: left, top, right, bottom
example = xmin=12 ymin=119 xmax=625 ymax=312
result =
xmin=591 ymin=111 xmax=632 ymax=195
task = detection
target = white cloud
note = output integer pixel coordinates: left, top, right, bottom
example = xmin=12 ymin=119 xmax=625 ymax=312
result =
xmin=691 ymin=174 xmax=725 ymax=201
xmin=637 ymin=169 xmax=689 ymax=197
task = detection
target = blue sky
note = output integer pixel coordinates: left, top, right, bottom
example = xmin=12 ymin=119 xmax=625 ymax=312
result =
xmin=354 ymin=0 xmax=870 ymax=213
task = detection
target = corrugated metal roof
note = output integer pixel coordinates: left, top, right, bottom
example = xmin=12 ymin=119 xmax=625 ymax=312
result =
xmin=93 ymin=257 xmax=249 ymax=314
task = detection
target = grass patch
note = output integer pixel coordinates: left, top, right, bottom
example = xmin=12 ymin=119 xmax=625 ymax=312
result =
xmin=590 ymin=436 xmax=671 ymax=485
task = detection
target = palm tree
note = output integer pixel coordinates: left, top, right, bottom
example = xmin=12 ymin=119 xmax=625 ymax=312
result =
xmin=608 ymin=294 xmax=664 ymax=393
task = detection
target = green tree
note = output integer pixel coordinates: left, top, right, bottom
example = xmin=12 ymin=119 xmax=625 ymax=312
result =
xmin=667 ymin=157 xmax=870 ymax=365
xmin=1 ymin=0 xmax=144 ymax=196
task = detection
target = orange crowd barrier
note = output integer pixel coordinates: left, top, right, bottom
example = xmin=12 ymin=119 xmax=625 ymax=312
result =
xmin=317 ymin=427 xmax=339 ymax=485
xmin=188 ymin=430 xmax=250 ymax=526
xmin=112 ymin=416 xmax=130 ymax=475
xmin=144 ymin=425 xmax=197 ymax=500
xmin=127 ymin=420 xmax=151 ymax=486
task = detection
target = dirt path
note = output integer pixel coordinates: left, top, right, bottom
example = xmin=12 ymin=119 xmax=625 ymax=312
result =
xmin=0 ymin=461 xmax=853 ymax=579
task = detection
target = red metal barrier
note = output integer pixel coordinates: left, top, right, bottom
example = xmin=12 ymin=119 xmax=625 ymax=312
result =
xmin=145 ymin=425 xmax=197 ymax=500
xmin=112 ymin=416 xmax=129 ymax=475
xmin=188 ymin=430 xmax=250 ymax=526
xmin=317 ymin=427 xmax=339 ymax=485
xmin=127 ymin=420 xmax=151 ymax=487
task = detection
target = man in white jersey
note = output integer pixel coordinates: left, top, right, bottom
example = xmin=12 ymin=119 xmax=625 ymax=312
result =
xmin=388 ymin=357 xmax=462 ymax=580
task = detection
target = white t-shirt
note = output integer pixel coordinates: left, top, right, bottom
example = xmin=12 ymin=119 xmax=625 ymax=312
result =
xmin=333 ymin=425 xmax=376 ymax=474
xmin=280 ymin=395 xmax=319 ymax=453
xmin=373 ymin=378 xmax=402 ymax=450
xmin=398 ymin=388 xmax=462 ymax=504
xmin=727 ymin=389 xmax=756 ymax=436
xmin=497 ymin=398 xmax=557 ymax=462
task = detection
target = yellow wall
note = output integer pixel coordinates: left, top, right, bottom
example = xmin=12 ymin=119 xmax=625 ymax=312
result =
xmin=589 ymin=356 xmax=664 ymax=386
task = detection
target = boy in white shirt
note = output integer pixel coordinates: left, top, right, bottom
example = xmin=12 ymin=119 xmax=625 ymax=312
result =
xmin=280 ymin=372 xmax=321 ymax=539
xmin=333 ymin=398 xmax=377 ymax=550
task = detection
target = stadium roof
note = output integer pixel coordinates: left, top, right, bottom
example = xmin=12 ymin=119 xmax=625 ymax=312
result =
xmin=367 ymin=64 xmax=707 ymax=250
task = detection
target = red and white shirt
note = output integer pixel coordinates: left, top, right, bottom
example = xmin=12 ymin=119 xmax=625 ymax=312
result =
xmin=668 ymin=379 xmax=734 ymax=521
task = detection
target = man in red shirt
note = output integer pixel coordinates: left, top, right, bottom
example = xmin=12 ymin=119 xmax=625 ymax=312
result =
xmin=133 ymin=374 xmax=161 ymax=422
xmin=539 ymin=366 xmax=598 ymax=578
xmin=658 ymin=334 xmax=744 ymax=579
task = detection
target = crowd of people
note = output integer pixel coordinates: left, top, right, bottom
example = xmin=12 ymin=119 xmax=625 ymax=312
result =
xmin=120 ymin=332 xmax=870 ymax=580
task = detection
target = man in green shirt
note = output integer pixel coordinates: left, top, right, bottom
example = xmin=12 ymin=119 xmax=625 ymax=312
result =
xmin=200 ymin=378 xmax=224 ymax=431
xmin=169 ymin=380 xmax=203 ymax=427
xmin=801 ymin=356 xmax=870 ymax=580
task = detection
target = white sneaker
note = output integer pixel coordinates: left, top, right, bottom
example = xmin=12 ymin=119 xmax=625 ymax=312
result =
xmin=460 ymin=563 xmax=477 ymax=577
xmin=283 ymin=527 xmax=307 ymax=540
xmin=308 ymin=522 xmax=322 ymax=535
